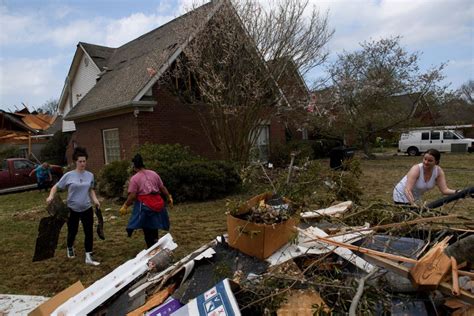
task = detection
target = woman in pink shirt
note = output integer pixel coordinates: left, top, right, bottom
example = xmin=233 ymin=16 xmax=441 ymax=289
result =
xmin=120 ymin=154 xmax=173 ymax=248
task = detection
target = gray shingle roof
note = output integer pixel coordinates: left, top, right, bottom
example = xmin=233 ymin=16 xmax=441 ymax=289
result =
xmin=80 ymin=43 xmax=115 ymax=70
xmin=66 ymin=1 xmax=216 ymax=120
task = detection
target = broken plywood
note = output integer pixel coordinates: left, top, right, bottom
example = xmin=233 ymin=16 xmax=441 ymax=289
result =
xmin=301 ymin=201 xmax=353 ymax=219
xmin=277 ymin=289 xmax=329 ymax=315
xmin=409 ymin=237 xmax=452 ymax=290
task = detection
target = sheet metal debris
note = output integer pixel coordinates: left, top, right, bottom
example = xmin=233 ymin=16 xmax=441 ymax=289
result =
xmin=51 ymin=234 xmax=177 ymax=316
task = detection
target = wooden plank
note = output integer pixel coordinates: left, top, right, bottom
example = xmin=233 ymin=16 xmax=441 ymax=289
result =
xmin=126 ymin=284 xmax=175 ymax=316
xmin=452 ymin=257 xmax=460 ymax=296
xmin=313 ymin=236 xmax=417 ymax=264
xmin=365 ymin=254 xmax=474 ymax=305
xmin=409 ymin=237 xmax=452 ymax=290
xmin=277 ymin=289 xmax=330 ymax=315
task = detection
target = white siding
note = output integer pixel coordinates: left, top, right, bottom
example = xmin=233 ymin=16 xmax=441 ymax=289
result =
xmin=62 ymin=52 xmax=100 ymax=132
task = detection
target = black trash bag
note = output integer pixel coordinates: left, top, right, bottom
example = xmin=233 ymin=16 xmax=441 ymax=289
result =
xmin=32 ymin=216 xmax=66 ymax=262
xmin=33 ymin=194 xmax=69 ymax=262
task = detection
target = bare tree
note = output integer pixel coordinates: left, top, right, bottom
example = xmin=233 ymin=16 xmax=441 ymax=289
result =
xmin=38 ymin=98 xmax=59 ymax=114
xmin=321 ymin=36 xmax=447 ymax=156
xmin=164 ymin=0 xmax=333 ymax=165
xmin=458 ymin=80 xmax=474 ymax=105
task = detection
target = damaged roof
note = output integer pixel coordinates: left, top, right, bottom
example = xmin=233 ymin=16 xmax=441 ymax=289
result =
xmin=65 ymin=1 xmax=218 ymax=120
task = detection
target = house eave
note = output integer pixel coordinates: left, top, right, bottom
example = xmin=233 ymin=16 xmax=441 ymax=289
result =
xmin=64 ymin=101 xmax=156 ymax=121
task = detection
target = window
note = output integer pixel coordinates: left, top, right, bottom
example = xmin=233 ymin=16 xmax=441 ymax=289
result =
xmin=431 ymin=131 xmax=440 ymax=140
xmin=443 ymin=131 xmax=459 ymax=140
xmin=252 ymin=125 xmax=270 ymax=162
xmin=14 ymin=160 xmax=34 ymax=170
xmin=421 ymin=132 xmax=429 ymax=140
xmin=102 ymin=128 xmax=120 ymax=164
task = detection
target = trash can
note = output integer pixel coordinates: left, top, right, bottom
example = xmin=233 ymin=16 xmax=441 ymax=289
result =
xmin=329 ymin=146 xmax=356 ymax=170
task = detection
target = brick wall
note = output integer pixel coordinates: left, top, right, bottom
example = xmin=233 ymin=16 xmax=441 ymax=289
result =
xmin=70 ymin=84 xmax=288 ymax=171
xmin=137 ymin=86 xmax=222 ymax=159
xmin=71 ymin=113 xmax=138 ymax=172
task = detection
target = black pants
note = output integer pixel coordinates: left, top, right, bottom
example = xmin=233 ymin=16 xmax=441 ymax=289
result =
xmin=143 ymin=228 xmax=158 ymax=249
xmin=67 ymin=207 xmax=94 ymax=252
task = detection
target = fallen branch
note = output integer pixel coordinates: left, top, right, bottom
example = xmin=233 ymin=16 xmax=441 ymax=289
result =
xmin=348 ymin=268 xmax=378 ymax=316
xmin=328 ymin=214 xmax=461 ymax=238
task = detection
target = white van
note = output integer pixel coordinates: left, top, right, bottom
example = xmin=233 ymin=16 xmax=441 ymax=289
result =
xmin=398 ymin=129 xmax=474 ymax=155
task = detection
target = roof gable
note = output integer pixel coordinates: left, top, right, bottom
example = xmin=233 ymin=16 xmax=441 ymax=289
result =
xmin=65 ymin=1 xmax=218 ymax=120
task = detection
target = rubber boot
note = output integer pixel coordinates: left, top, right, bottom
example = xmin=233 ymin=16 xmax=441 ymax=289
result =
xmin=85 ymin=252 xmax=100 ymax=266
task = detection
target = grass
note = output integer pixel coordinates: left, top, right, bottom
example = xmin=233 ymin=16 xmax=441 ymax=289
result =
xmin=0 ymin=152 xmax=473 ymax=296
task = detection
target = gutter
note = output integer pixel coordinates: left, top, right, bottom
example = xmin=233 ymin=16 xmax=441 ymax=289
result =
xmin=65 ymin=101 xmax=156 ymax=121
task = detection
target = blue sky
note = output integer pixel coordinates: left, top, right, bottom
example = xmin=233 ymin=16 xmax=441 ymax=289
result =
xmin=0 ymin=0 xmax=473 ymax=112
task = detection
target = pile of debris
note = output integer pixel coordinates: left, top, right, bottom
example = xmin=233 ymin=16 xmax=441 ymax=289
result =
xmin=27 ymin=193 xmax=474 ymax=315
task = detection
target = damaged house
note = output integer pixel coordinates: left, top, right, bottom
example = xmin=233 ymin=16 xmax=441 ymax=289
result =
xmin=0 ymin=109 xmax=60 ymax=159
xmin=58 ymin=0 xmax=305 ymax=171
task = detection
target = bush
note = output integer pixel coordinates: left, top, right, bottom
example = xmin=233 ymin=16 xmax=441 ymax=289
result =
xmin=159 ymin=160 xmax=241 ymax=202
xmin=40 ymin=131 xmax=71 ymax=165
xmin=0 ymin=146 xmax=20 ymax=161
xmin=96 ymin=160 xmax=130 ymax=199
xmin=97 ymin=144 xmax=241 ymax=202
xmin=269 ymin=141 xmax=314 ymax=167
xmin=138 ymin=143 xmax=200 ymax=166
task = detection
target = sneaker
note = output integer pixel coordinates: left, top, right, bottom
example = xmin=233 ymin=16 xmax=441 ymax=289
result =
xmin=67 ymin=247 xmax=76 ymax=258
xmin=85 ymin=252 xmax=100 ymax=266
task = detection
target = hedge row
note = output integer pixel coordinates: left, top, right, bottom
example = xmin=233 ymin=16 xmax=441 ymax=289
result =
xmin=97 ymin=144 xmax=241 ymax=202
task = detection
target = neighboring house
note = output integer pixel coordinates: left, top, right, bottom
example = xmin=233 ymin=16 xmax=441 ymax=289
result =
xmin=267 ymin=58 xmax=311 ymax=141
xmin=59 ymin=0 xmax=289 ymax=171
xmin=0 ymin=109 xmax=59 ymax=159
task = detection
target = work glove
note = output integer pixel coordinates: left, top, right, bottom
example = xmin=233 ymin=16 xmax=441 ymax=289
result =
xmin=168 ymin=195 xmax=174 ymax=207
xmin=119 ymin=204 xmax=130 ymax=216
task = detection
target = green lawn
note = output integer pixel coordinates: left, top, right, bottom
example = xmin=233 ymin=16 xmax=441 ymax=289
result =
xmin=0 ymin=152 xmax=473 ymax=296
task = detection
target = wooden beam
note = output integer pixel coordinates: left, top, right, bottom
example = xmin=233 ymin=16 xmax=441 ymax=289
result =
xmin=366 ymin=254 xmax=474 ymax=305
xmin=313 ymin=236 xmax=417 ymax=264
xmin=409 ymin=237 xmax=452 ymax=290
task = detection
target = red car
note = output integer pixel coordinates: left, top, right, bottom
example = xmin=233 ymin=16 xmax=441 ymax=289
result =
xmin=0 ymin=158 xmax=63 ymax=193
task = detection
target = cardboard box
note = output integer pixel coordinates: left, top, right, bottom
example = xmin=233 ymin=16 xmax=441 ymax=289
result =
xmin=28 ymin=281 xmax=84 ymax=316
xmin=227 ymin=193 xmax=297 ymax=260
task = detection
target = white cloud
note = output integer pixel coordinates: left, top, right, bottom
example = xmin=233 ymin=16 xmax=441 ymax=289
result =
xmin=104 ymin=13 xmax=175 ymax=47
xmin=0 ymin=56 xmax=64 ymax=108
xmin=313 ymin=0 xmax=473 ymax=52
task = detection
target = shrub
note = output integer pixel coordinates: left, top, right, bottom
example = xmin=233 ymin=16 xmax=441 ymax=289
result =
xmin=138 ymin=143 xmax=200 ymax=166
xmin=269 ymin=141 xmax=314 ymax=167
xmin=96 ymin=160 xmax=130 ymax=199
xmin=40 ymin=131 xmax=71 ymax=165
xmin=157 ymin=160 xmax=241 ymax=202
xmin=97 ymin=144 xmax=241 ymax=202
xmin=0 ymin=146 xmax=20 ymax=161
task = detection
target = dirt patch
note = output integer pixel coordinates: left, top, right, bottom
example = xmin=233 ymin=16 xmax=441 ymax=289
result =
xmin=12 ymin=207 xmax=48 ymax=221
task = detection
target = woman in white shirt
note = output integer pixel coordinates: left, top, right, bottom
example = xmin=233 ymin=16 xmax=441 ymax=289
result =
xmin=393 ymin=148 xmax=457 ymax=206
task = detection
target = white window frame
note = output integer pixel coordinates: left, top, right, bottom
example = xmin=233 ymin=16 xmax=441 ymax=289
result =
xmin=251 ymin=125 xmax=270 ymax=162
xmin=102 ymin=128 xmax=120 ymax=164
